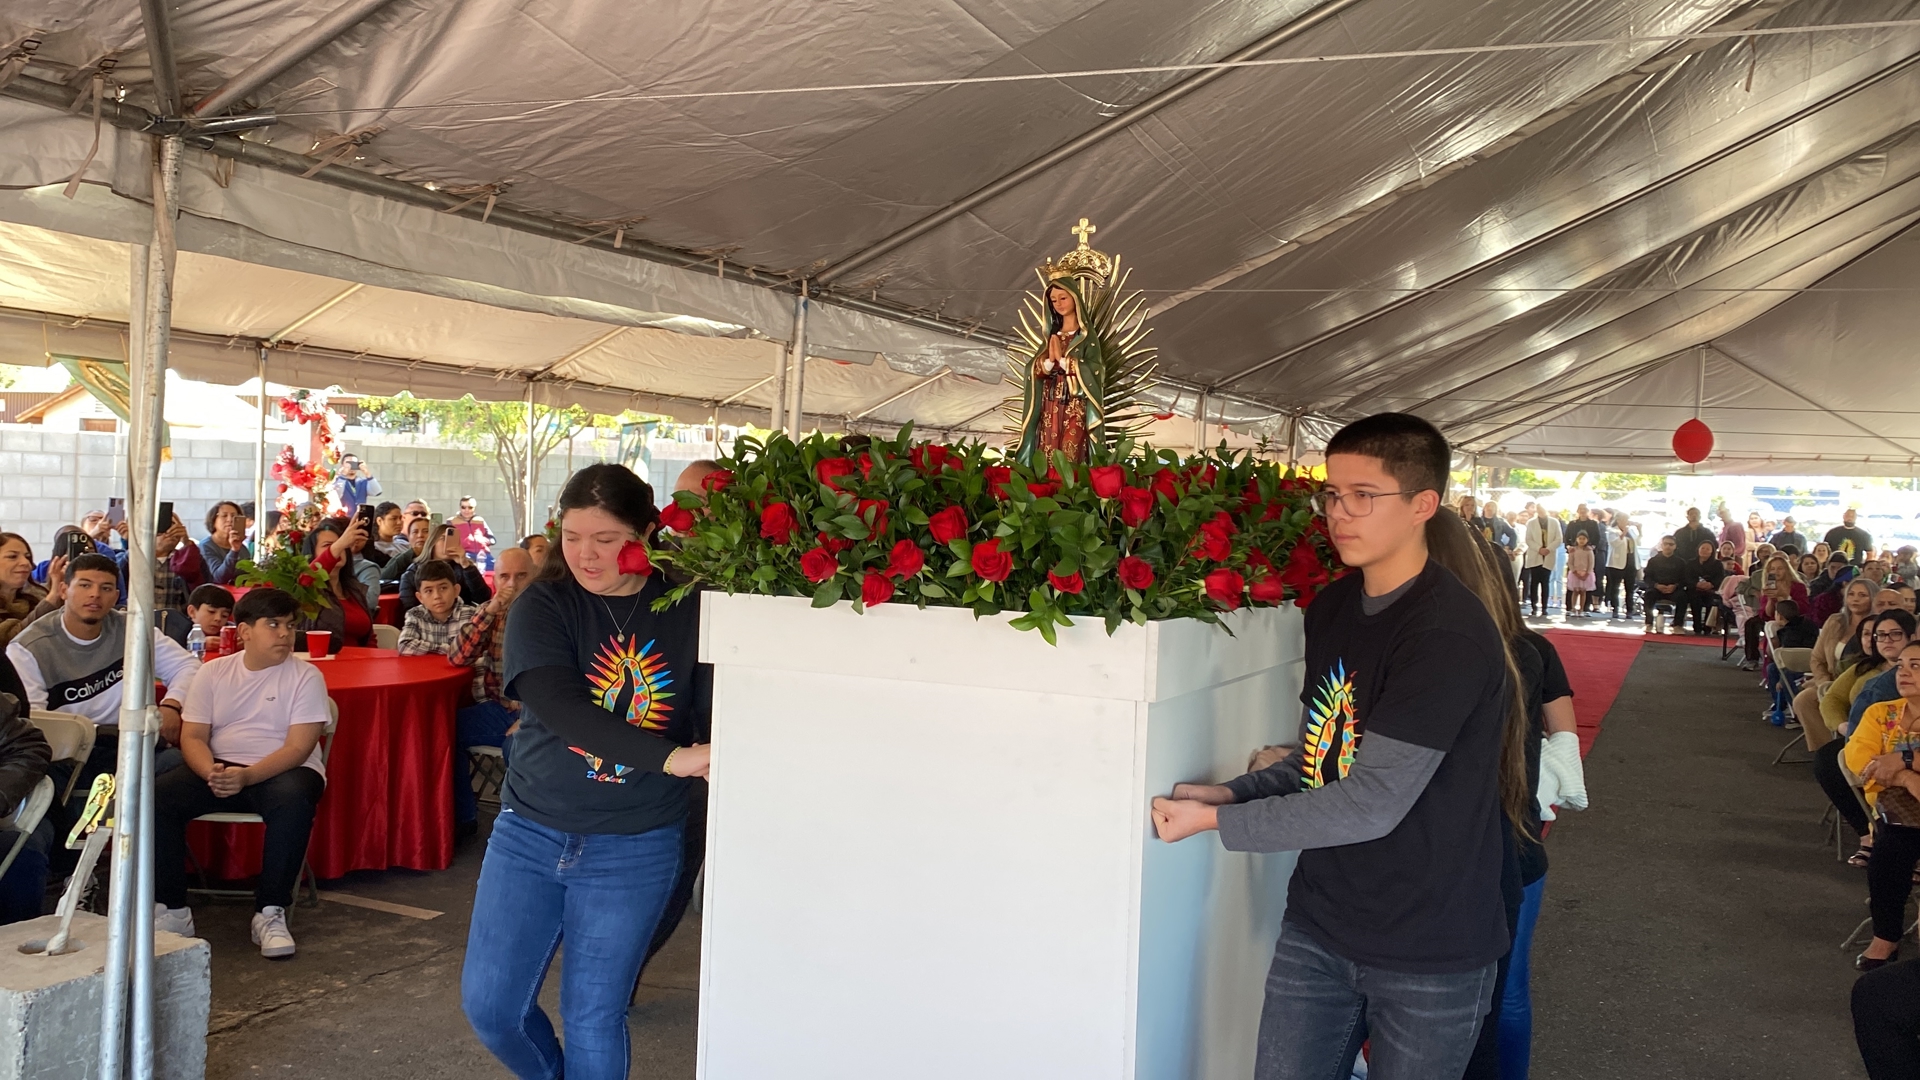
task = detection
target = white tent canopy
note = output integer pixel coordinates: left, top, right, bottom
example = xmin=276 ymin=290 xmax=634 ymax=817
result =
xmin=4 ymin=0 xmax=1920 ymax=468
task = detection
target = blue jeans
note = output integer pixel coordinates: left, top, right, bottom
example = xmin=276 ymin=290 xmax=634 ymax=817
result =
xmin=454 ymin=701 xmax=516 ymax=825
xmin=1498 ymin=875 xmax=1545 ymax=1080
xmin=461 ymin=810 xmax=682 ymax=1080
xmin=1255 ymin=919 xmax=1498 ymax=1080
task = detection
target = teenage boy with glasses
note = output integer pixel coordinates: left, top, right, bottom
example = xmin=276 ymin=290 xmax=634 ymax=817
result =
xmin=1152 ymin=412 xmax=1513 ymax=1080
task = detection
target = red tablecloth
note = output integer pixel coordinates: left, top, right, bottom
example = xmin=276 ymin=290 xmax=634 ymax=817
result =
xmin=377 ymin=593 xmax=401 ymax=626
xmin=187 ymin=647 xmax=471 ymax=881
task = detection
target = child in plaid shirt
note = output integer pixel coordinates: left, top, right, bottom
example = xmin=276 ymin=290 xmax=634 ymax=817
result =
xmin=396 ymin=560 xmax=479 ymax=658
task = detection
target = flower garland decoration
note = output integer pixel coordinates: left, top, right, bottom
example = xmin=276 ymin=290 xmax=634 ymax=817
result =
xmin=652 ymin=426 xmax=1344 ymax=643
xmin=235 ymin=543 xmax=334 ymax=618
xmin=270 ymin=386 xmax=349 ymax=537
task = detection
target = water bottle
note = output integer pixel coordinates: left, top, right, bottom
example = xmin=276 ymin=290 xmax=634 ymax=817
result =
xmin=187 ymin=624 xmax=206 ymax=661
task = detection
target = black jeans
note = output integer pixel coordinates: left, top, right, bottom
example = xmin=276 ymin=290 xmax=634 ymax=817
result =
xmin=1817 ymin=738 xmax=1871 ymax=839
xmin=1642 ymin=585 xmax=1680 ymax=625
xmin=1870 ymin=821 xmax=1920 ymax=944
xmin=155 ymin=763 xmax=325 ymax=910
xmin=1601 ymin=567 xmax=1635 ymax=614
xmin=1522 ymin=567 xmax=1552 ymax=611
xmin=1855 ymin=958 xmax=1920 ymax=1080
xmin=1743 ymin=616 xmax=1767 ymax=664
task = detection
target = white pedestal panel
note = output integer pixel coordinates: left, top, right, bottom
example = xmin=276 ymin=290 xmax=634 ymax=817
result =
xmin=697 ymin=594 xmax=1303 ymax=1080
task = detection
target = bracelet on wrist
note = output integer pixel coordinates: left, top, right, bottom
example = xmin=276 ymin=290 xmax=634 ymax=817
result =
xmin=663 ymin=748 xmax=679 ymax=778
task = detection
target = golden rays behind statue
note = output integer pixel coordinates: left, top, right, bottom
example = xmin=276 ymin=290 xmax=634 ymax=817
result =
xmin=1007 ymin=218 xmax=1157 ymax=467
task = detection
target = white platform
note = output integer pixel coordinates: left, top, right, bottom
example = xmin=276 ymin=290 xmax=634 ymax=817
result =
xmin=696 ymin=593 xmax=1303 ymax=1080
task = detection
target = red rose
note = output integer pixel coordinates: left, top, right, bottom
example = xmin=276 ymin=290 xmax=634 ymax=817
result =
xmin=703 ymin=469 xmax=734 ymax=493
xmin=1280 ymin=540 xmax=1331 ymax=590
xmin=1118 ymin=487 xmax=1154 ymax=527
xmin=1184 ymin=463 xmax=1218 ymax=489
xmin=1250 ymin=574 xmax=1287 ymax=605
xmin=285 ymin=530 xmax=304 ymax=545
xmin=1190 ymin=529 xmax=1232 ymax=562
xmin=856 ymin=498 xmax=891 ymax=537
xmin=971 ymin=538 xmax=1014 ymax=582
xmin=1279 ymin=473 xmax=1310 ymax=492
xmin=817 ymin=531 xmax=853 ymax=555
xmin=928 ymin=505 xmax=969 ymax=544
xmin=1090 ymin=465 xmax=1126 ymax=499
xmin=1047 ymin=569 xmax=1085 ymax=594
xmin=886 ymin=539 xmax=925 ymax=579
xmin=1149 ymin=469 xmax=1180 ymax=503
xmin=984 ymin=465 xmax=1014 ymax=499
xmin=659 ymin=504 xmax=697 ymax=533
xmin=800 ymin=546 xmax=840 ymax=583
xmin=1261 ymin=499 xmax=1287 ymax=522
xmin=759 ymin=502 xmax=798 ymax=544
xmin=815 ymin=458 xmax=856 ymax=491
xmin=1025 ymin=481 xmax=1060 ymax=499
xmin=617 ymin=541 xmax=653 ymax=577
xmin=296 ymin=573 xmax=316 ymax=588
xmin=862 ymin=571 xmax=895 ymax=607
xmin=858 ymin=456 xmax=877 ymax=481
xmin=909 ymin=443 xmax=952 ymax=473
xmin=1201 ymin=511 xmax=1237 ymax=539
xmin=1241 ymin=479 xmax=1264 ymax=508
xmin=1117 ymin=556 xmax=1155 ymax=591
xmin=1205 ymin=568 xmax=1245 ymax=610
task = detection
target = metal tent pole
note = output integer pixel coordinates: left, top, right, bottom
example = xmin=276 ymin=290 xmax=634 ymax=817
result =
xmin=769 ymin=341 xmax=789 ymax=432
xmin=103 ymin=132 xmax=181 ymax=1080
xmin=1193 ymin=392 xmax=1208 ymax=454
xmin=787 ymin=283 xmax=810 ymax=435
xmin=524 ymin=381 xmax=537 ymax=537
xmin=255 ymin=346 xmax=268 ymax=552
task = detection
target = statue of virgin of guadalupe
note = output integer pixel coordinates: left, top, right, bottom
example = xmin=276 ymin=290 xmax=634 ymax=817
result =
xmin=1010 ymin=219 xmax=1154 ymax=468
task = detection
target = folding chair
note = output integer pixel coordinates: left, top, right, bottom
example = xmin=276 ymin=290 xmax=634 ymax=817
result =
xmin=469 ymin=745 xmax=506 ymax=810
xmin=0 ymin=777 xmax=55 ymax=882
xmin=1840 ymin=760 xmax=1920 ymax=951
xmin=188 ymin=701 xmax=338 ymax=908
xmin=372 ymin=623 xmax=400 ymax=650
xmin=29 ymin=710 xmax=98 ymax=804
xmin=1770 ymin=645 xmax=1816 ymax=764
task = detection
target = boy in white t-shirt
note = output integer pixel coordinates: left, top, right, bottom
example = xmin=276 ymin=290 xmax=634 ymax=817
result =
xmin=153 ymin=588 xmax=330 ymax=959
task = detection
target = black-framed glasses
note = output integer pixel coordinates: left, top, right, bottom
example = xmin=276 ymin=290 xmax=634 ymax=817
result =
xmin=1876 ymin=631 xmax=1911 ymax=642
xmin=1311 ymin=489 xmax=1417 ymax=518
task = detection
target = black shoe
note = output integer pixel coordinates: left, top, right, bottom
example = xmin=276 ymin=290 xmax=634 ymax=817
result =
xmin=455 ymin=820 xmax=480 ymax=841
xmin=1858 ymin=951 xmax=1900 ymax=972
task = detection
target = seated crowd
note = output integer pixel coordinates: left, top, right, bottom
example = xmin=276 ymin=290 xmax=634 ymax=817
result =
xmin=0 ymin=489 xmax=553 ymax=956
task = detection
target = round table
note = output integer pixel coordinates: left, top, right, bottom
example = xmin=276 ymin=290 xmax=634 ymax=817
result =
xmin=188 ymin=647 xmax=472 ymax=881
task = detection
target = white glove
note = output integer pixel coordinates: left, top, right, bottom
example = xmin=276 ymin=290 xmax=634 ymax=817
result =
xmin=1539 ymin=730 xmax=1588 ymax=812
xmin=1534 ymin=756 xmax=1561 ymax=822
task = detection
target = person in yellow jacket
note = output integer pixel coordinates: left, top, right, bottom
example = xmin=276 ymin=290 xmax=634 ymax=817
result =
xmin=1845 ymin=638 xmax=1920 ymax=971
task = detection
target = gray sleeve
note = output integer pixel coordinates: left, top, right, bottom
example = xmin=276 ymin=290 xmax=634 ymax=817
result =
xmin=1222 ymin=703 xmax=1308 ymax=801
xmin=1214 ymin=732 xmax=1445 ymax=854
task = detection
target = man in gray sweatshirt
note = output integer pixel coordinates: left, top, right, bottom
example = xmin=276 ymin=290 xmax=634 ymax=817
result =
xmin=1152 ymin=414 xmax=1510 ymax=1080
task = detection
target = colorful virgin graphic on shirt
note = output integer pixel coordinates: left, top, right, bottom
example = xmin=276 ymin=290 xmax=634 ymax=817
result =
xmin=1300 ymin=661 xmax=1358 ymax=789
xmin=586 ymin=635 xmax=676 ymax=733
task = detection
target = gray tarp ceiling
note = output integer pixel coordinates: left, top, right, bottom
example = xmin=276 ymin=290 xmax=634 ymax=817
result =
xmin=3 ymin=0 xmax=1920 ymax=471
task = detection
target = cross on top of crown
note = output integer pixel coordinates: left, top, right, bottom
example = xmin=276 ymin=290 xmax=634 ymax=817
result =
xmin=1070 ymin=217 xmax=1097 ymax=248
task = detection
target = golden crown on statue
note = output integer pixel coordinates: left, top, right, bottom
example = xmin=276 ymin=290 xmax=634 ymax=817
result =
xmin=1041 ymin=217 xmax=1114 ymax=286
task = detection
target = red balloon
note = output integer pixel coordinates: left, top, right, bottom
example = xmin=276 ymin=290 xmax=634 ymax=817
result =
xmin=1672 ymin=418 xmax=1714 ymax=463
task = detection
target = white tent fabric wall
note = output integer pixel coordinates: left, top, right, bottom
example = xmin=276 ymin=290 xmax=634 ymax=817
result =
xmin=3 ymin=0 xmax=1920 ymax=470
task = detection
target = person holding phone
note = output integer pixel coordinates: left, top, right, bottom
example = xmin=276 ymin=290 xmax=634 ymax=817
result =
xmin=0 ymin=534 xmax=59 ymax=650
xmin=330 ymin=455 xmax=383 ymax=517
xmin=454 ymin=496 xmax=497 ymax=570
xmin=298 ymin=517 xmax=377 ymax=650
xmin=400 ymin=524 xmax=492 ymax=613
xmin=199 ymin=501 xmax=250 ymax=585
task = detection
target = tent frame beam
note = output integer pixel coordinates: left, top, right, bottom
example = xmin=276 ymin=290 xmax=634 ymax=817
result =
xmin=1704 ymin=343 xmax=1920 ymax=459
xmin=811 ymin=0 xmax=1370 ymax=286
xmin=190 ymin=0 xmax=401 ymax=118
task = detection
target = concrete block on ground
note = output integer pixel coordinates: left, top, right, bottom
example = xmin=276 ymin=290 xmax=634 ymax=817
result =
xmin=0 ymin=913 xmax=210 ymax=1080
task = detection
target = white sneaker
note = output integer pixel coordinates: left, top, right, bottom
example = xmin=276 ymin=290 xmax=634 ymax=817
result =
xmin=153 ymin=903 xmax=195 ymax=938
xmin=251 ymin=906 xmax=296 ymax=959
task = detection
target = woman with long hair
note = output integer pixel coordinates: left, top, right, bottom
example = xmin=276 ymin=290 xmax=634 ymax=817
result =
xmin=300 ymin=517 xmax=376 ymax=650
xmin=0 ymin=533 xmax=59 ymax=650
xmin=462 ymin=463 xmax=710 ymax=1080
xmin=1821 ymin=613 xmax=1914 ymax=748
xmin=400 ymin=522 xmax=492 ymax=612
xmin=1799 ymin=579 xmax=1879 ymax=733
xmin=1842 ymin=621 xmax=1920 ymax=970
xmin=1742 ymin=554 xmax=1808 ymax=671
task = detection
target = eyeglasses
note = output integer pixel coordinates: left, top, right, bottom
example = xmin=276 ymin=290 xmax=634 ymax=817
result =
xmin=1311 ymin=489 xmax=1418 ymax=518
xmin=1876 ymin=631 xmax=1911 ymax=642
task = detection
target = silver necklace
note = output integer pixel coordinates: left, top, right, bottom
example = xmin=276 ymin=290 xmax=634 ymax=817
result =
xmin=598 ymin=588 xmax=644 ymax=638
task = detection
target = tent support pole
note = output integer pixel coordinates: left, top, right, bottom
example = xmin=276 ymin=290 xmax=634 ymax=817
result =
xmin=1286 ymin=413 xmax=1300 ymax=469
xmin=787 ymin=282 xmax=810 ymax=435
xmin=190 ymin=0 xmax=401 ymax=118
xmin=1193 ymin=392 xmax=1207 ymax=453
xmin=1470 ymin=453 xmax=1480 ymax=498
xmin=524 ymin=382 xmax=537 ymax=538
xmin=255 ymin=346 xmax=268 ymax=549
xmin=104 ymin=132 xmax=181 ymax=1080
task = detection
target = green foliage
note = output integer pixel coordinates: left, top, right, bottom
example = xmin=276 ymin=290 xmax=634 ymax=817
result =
xmin=1505 ymin=469 xmax=1561 ymax=490
xmin=235 ymin=542 xmax=333 ymax=618
xmin=654 ymin=426 xmax=1343 ymax=642
xmin=1589 ymin=472 xmax=1666 ymax=493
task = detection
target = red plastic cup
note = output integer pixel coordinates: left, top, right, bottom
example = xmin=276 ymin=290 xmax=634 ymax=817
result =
xmin=305 ymin=630 xmax=332 ymax=659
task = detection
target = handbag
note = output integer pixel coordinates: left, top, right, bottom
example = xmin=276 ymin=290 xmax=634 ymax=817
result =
xmin=1879 ymin=785 xmax=1920 ymax=829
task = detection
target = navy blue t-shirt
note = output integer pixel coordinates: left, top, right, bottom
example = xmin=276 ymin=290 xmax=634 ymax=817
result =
xmin=501 ymin=574 xmax=708 ymax=835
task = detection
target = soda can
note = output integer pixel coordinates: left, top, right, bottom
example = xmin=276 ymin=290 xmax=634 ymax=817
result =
xmin=219 ymin=625 xmax=238 ymax=655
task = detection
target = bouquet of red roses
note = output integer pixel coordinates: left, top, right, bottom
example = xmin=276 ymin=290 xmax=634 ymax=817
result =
xmin=651 ymin=425 xmax=1342 ymax=642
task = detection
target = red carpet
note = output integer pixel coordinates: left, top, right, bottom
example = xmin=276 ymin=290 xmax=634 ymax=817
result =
xmin=1540 ymin=630 xmax=1644 ymax=756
